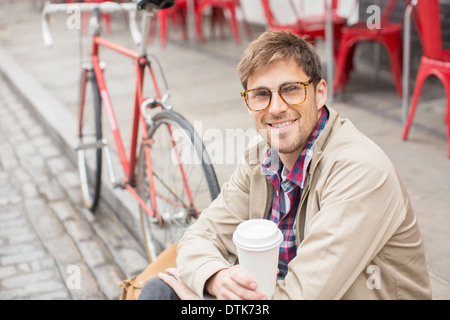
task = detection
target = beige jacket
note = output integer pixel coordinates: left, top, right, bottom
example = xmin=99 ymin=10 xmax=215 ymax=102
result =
xmin=177 ymin=106 xmax=432 ymax=299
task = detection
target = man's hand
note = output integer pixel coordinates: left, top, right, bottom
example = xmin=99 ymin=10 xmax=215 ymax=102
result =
xmin=205 ymin=266 xmax=268 ymax=300
xmin=158 ymin=268 xmax=200 ymax=300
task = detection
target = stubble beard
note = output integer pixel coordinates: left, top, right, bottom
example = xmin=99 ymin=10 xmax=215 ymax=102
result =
xmin=258 ymin=118 xmax=317 ymax=155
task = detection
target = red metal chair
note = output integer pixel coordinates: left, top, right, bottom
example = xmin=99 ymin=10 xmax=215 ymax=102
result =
xmin=402 ymin=0 xmax=450 ymax=157
xmin=208 ymin=5 xmax=252 ymax=41
xmin=149 ymin=0 xmax=188 ymax=48
xmin=259 ymin=0 xmax=346 ymax=59
xmin=194 ymin=0 xmax=243 ymax=45
xmin=333 ymin=0 xmax=405 ymax=97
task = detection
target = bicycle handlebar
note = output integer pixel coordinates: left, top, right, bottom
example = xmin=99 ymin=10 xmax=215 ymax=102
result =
xmin=41 ymin=1 xmax=142 ymax=47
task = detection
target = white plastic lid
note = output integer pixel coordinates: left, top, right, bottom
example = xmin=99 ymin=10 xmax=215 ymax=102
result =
xmin=233 ymin=219 xmax=283 ymax=251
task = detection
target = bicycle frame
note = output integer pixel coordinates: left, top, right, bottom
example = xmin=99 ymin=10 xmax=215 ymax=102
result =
xmin=79 ymin=11 xmax=192 ymax=223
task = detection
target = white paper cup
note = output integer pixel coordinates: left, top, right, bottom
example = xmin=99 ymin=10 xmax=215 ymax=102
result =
xmin=233 ymin=219 xmax=283 ymax=299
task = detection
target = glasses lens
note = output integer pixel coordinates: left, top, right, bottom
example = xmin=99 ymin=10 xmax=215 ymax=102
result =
xmin=280 ymin=83 xmax=305 ymax=105
xmin=247 ymin=89 xmax=271 ymax=111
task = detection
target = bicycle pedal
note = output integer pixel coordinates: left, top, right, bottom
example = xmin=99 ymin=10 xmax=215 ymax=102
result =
xmin=113 ymin=181 xmax=127 ymax=189
xmin=128 ymin=179 xmax=136 ymax=188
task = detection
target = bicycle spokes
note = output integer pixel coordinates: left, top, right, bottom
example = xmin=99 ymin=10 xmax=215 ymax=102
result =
xmin=137 ymin=112 xmax=219 ymax=260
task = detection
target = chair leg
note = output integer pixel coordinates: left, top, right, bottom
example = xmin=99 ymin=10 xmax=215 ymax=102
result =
xmin=443 ymin=75 xmax=450 ymax=157
xmin=341 ymin=45 xmax=356 ymax=93
xmin=209 ymin=7 xmax=218 ymax=39
xmin=226 ymin=4 xmax=241 ymax=45
xmin=82 ymin=12 xmax=89 ymax=34
xmin=159 ymin=12 xmax=169 ymax=48
xmin=213 ymin=7 xmax=227 ymax=39
xmin=443 ymin=74 xmax=450 ymax=124
xmin=181 ymin=7 xmax=188 ymax=40
xmin=426 ymin=69 xmax=450 ymax=157
xmin=195 ymin=4 xmax=206 ymax=43
xmin=445 ymin=86 xmax=450 ymax=157
xmin=446 ymin=98 xmax=449 ymax=124
xmin=385 ymin=40 xmax=403 ymax=98
xmin=102 ymin=13 xmax=112 ymax=35
xmin=402 ymin=63 xmax=428 ymax=140
xmin=333 ymin=38 xmax=353 ymax=95
xmin=148 ymin=16 xmax=157 ymax=45
xmin=447 ymin=110 xmax=450 ymax=158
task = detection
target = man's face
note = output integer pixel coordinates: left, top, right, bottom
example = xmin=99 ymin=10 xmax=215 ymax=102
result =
xmin=247 ymin=58 xmax=327 ymax=156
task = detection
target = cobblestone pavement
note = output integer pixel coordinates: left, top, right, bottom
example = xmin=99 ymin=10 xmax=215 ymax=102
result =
xmin=0 ymin=76 xmax=148 ymax=300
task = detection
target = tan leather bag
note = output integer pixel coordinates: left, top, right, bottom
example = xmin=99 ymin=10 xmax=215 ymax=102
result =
xmin=120 ymin=242 xmax=178 ymax=300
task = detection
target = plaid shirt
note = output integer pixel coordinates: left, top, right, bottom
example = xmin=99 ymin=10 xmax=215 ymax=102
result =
xmin=261 ymin=107 xmax=328 ymax=280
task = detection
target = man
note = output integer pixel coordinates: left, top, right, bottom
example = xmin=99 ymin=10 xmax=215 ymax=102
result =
xmin=139 ymin=31 xmax=432 ymax=300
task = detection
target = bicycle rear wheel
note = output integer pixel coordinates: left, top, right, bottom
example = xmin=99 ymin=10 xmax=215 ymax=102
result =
xmin=77 ymin=70 xmax=102 ymax=212
xmin=137 ymin=110 xmax=220 ymax=262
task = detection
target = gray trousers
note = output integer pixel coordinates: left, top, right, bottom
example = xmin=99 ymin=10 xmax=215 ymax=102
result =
xmin=138 ymin=276 xmax=180 ymax=300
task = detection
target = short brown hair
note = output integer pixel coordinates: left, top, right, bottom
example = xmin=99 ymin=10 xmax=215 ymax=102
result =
xmin=237 ymin=31 xmax=322 ymax=90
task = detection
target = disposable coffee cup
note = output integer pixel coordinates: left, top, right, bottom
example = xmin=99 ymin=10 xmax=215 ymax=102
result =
xmin=233 ymin=219 xmax=283 ymax=299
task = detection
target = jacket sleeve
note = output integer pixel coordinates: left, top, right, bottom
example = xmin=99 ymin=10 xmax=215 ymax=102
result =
xmin=176 ymin=156 xmax=253 ymax=299
xmin=273 ymin=149 xmax=408 ymax=299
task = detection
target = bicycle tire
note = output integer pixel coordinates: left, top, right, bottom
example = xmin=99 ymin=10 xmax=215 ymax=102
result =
xmin=77 ymin=71 xmax=102 ymax=212
xmin=137 ymin=110 xmax=220 ymax=262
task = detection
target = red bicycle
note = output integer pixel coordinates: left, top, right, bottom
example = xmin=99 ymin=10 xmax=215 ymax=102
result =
xmin=42 ymin=0 xmax=220 ymax=262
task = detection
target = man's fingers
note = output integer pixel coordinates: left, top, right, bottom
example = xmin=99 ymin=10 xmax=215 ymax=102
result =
xmin=229 ymin=266 xmax=257 ymax=290
xmin=158 ymin=270 xmax=200 ymax=300
xmin=165 ymin=267 xmax=179 ymax=279
xmin=158 ymin=271 xmax=177 ymax=287
xmin=205 ymin=266 xmax=267 ymax=300
xmin=228 ymin=266 xmax=267 ymax=300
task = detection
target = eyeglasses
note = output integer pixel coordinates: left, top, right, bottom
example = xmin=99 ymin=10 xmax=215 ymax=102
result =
xmin=240 ymin=77 xmax=315 ymax=112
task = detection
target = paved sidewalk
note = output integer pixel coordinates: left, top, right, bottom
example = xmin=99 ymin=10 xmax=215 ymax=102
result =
xmin=0 ymin=76 xmax=148 ymax=299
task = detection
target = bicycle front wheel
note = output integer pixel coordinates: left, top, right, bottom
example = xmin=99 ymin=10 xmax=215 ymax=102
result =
xmin=77 ymin=70 xmax=102 ymax=212
xmin=137 ymin=111 xmax=220 ymax=261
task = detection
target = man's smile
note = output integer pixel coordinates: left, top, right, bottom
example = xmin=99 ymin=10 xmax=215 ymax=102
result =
xmin=267 ymin=119 xmax=297 ymax=129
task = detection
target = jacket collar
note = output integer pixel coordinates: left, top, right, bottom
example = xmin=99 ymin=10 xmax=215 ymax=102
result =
xmin=308 ymin=105 xmax=340 ymax=174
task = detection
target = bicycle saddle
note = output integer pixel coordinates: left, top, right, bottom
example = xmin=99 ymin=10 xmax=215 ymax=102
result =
xmin=136 ymin=0 xmax=175 ymax=11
